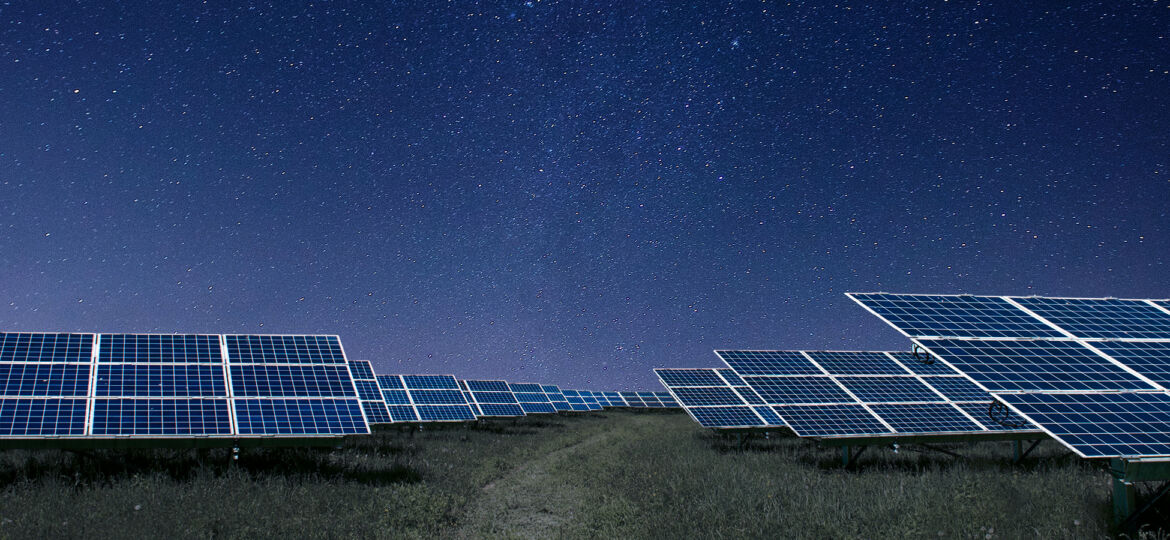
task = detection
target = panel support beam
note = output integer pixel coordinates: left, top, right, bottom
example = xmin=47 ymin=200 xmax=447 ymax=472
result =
xmin=1109 ymin=458 xmax=1170 ymax=529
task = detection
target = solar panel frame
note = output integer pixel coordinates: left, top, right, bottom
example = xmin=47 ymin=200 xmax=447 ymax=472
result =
xmin=994 ymin=391 xmax=1170 ymax=458
xmin=1009 ymin=297 xmax=1170 ymax=340
xmin=463 ymin=379 xmax=525 ymax=417
xmin=847 ymin=292 xmax=1066 ymax=339
xmin=398 ymin=374 xmax=476 ymax=422
xmin=509 ymin=382 xmax=556 ymax=414
xmin=655 ymin=368 xmax=778 ymax=429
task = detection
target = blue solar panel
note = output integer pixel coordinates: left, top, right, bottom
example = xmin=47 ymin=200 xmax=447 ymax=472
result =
xmin=834 ymin=377 xmax=944 ymax=403
xmin=361 ymin=401 xmax=393 ymax=424
xmin=403 ymin=375 xmax=460 ymax=390
xmin=1011 ymin=297 xmax=1170 ymax=340
xmin=955 ymin=402 xmax=1034 ymax=431
xmin=0 ymin=398 xmax=87 ymax=436
xmin=657 ymin=369 xmax=725 ymax=387
xmin=871 ymin=403 xmax=982 ymax=434
xmin=995 ymin=392 xmax=1170 ymax=458
xmin=0 ymin=333 xmax=93 ymax=363
xmin=472 ymin=391 xmax=517 ymax=403
xmin=95 ymin=364 xmax=226 ymax=397
xmin=1093 ymin=341 xmax=1170 ymax=388
xmin=924 ymin=377 xmax=991 ymax=402
xmin=376 ymin=375 xmax=403 ymax=389
xmin=100 ymin=334 xmax=220 ymax=363
xmin=807 ymin=351 xmax=907 ymax=375
xmin=746 ymin=377 xmax=854 ymax=405
xmin=849 ymin=293 xmax=1063 ymax=339
xmin=347 ymin=360 xmax=376 ymax=381
xmin=409 ymin=390 xmax=466 ymax=404
xmin=619 ymin=391 xmax=642 ymax=407
xmin=753 ymin=406 xmax=784 ymax=425
xmin=385 ymin=405 xmax=418 ymax=422
xmin=509 ymin=383 xmax=543 ymax=393
xmin=416 ymin=405 xmax=476 ymax=421
xmin=381 ymin=389 xmax=410 ymax=405
xmin=519 ymin=403 xmax=556 ymax=414
xmin=353 ymin=380 xmax=382 ymax=401
xmin=672 ymin=387 xmax=745 ymax=407
xmin=776 ymin=404 xmax=889 ymax=437
xmin=716 ymin=368 xmax=746 ymax=386
xmin=225 ymin=335 xmax=346 ymax=364
xmin=467 ymin=380 xmax=509 ymax=392
xmin=715 ymin=350 xmax=820 ymax=375
xmin=234 ymin=398 xmax=366 ymax=434
xmin=512 ymin=392 xmax=548 ymax=402
xmin=479 ymin=403 xmax=526 ymax=416
xmin=91 ymin=399 xmax=232 ymax=436
xmin=888 ymin=351 xmax=959 ymax=375
xmin=0 ymin=364 xmax=90 ymax=397
xmin=230 ymin=365 xmax=357 ymax=397
xmin=733 ymin=386 xmax=765 ymax=405
xmin=917 ymin=338 xmax=1156 ymax=392
xmin=689 ymin=407 xmax=765 ymax=428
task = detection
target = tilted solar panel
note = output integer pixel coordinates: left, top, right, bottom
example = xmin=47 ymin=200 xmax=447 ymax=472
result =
xmin=400 ymin=375 xmax=476 ymax=421
xmin=995 ymin=391 xmax=1170 ymax=458
xmin=914 ymin=338 xmax=1158 ymax=393
xmin=655 ymin=368 xmax=778 ymax=429
xmin=1092 ymin=341 xmax=1170 ymax=388
xmin=360 ymin=401 xmax=393 ymax=424
xmin=0 ymin=333 xmax=93 ymax=437
xmin=1010 ymin=297 xmax=1170 ymax=340
xmin=847 ymin=293 xmax=1064 ymax=339
xmin=542 ymin=384 xmax=572 ymax=411
xmin=509 ymin=382 xmax=555 ymax=414
xmin=715 ymin=350 xmax=821 ymax=375
xmin=807 ymin=351 xmax=909 ymax=375
xmin=463 ymin=380 xmax=524 ymax=417
xmin=347 ymin=360 xmax=377 ymax=381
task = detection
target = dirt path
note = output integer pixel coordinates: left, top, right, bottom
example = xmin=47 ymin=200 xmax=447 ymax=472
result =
xmin=451 ymin=427 xmax=616 ymax=538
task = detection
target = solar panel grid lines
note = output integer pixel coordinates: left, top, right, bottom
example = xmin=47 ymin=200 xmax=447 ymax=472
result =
xmin=714 ymin=350 xmax=822 ymax=375
xmin=510 ymin=382 xmax=555 ymax=414
xmin=542 ymin=385 xmax=572 ymax=411
xmin=399 ymin=374 xmax=476 ymax=422
xmin=347 ymin=360 xmax=377 ymax=381
xmin=992 ymin=391 xmax=1170 ymax=458
xmin=361 ymin=401 xmax=393 ymax=424
xmin=655 ymin=367 xmax=774 ymax=428
xmin=846 ymin=292 xmax=1067 ymax=340
xmin=912 ymin=338 xmax=1161 ymax=393
xmin=799 ymin=352 xmax=899 ymax=434
xmin=1091 ymin=342 xmax=1170 ymax=388
xmin=463 ymin=379 xmax=524 ymax=417
xmin=1007 ymin=296 xmax=1170 ymax=340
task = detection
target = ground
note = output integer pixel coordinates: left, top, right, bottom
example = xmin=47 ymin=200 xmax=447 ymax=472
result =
xmin=0 ymin=410 xmax=1160 ymax=538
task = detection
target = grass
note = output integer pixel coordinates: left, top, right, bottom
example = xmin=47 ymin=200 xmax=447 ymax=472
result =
xmin=0 ymin=410 xmax=1164 ymax=538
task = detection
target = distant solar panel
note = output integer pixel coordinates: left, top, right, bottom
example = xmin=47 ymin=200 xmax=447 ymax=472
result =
xmin=808 ymin=351 xmax=909 ymax=375
xmin=402 ymin=375 xmax=476 ymax=422
xmin=603 ymin=391 xmax=626 ymax=407
xmin=776 ymin=404 xmax=890 ymax=437
xmin=715 ymin=350 xmax=821 ymax=375
xmin=834 ymin=377 xmax=944 ymax=403
xmin=563 ymin=390 xmax=591 ymax=411
xmin=347 ymin=360 xmax=392 ymax=425
xmin=510 ymin=382 xmax=555 ymax=414
xmin=347 ymin=360 xmax=376 ymax=381
xmin=579 ymin=391 xmax=603 ymax=410
xmin=995 ymin=391 xmax=1170 ymax=458
xmin=542 ymin=384 xmax=571 ymax=411
xmin=1011 ymin=297 xmax=1170 ymax=340
xmin=848 ymin=293 xmax=1065 ymax=339
xmin=360 ymin=401 xmax=393 ymax=424
xmin=463 ymin=380 xmax=524 ymax=417
xmin=656 ymin=368 xmax=777 ymax=429
xmin=915 ymin=338 xmax=1157 ymax=392
xmin=618 ymin=391 xmax=642 ymax=408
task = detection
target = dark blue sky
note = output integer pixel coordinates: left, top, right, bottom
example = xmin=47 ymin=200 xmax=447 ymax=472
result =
xmin=1 ymin=2 xmax=1167 ymax=389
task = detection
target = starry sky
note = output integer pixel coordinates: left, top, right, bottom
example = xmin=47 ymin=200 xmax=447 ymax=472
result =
xmin=1 ymin=2 xmax=1168 ymax=390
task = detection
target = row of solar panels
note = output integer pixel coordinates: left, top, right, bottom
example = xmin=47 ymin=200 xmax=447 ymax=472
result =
xmin=347 ymin=360 xmax=678 ymax=424
xmin=658 ymin=293 xmax=1170 ymax=461
xmin=0 ymin=332 xmax=677 ymax=442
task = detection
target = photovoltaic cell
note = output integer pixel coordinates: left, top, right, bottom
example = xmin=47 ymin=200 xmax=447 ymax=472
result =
xmin=924 ymin=377 xmax=991 ymax=402
xmin=100 ymin=334 xmax=221 ymax=363
xmin=690 ymin=407 xmax=765 ymax=428
xmin=361 ymin=401 xmax=393 ymax=424
xmin=956 ymin=402 xmax=1033 ymax=431
xmin=479 ymin=403 xmax=525 ymax=416
xmin=995 ymin=392 xmax=1170 ymax=458
xmin=234 ymin=398 xmax=367 ymax=435
xmin=888 ymin=351 xmax=959 ymax=376
xmin=230 ymin=365 xmax=358 ymax=397
xmin=376 ymin=375 xmax=403 ymax=389
xmin=225 ymin=335 xmax=346 ymax=364
xmin=91 ymin=399 xmax=232 ymax=436
xmin=1011 ymin=297 xmax=1170 ymax=340
xmin=849 ymin=293 xmax=1064 ymax=339
xmin=353 ymin=380 xmax=382 ymax=401
xmin=0 ymin=364 xmax=91 ymax=397
xmin=834 ymin=377 xmax=944 ymax=403
xmin=403 ymin=375 xmax=460 ymax=390
xmin=417 ymin=405 xmax=476 ymax=421
xmin=870 ymin=403 xmax=981 ymax=434
xmin=0 ymin=398 xmax=87 ymax=436
xmin=656 ymin=367 xmax=780 ymax=428
xmin=1092 ymin=341 xmax=1170 ymax=388
xmin=807 ymin=351 xmax=908 ymax=375
xmin=746 ymin=377 xmax=854 ymax=405
xmin=716 ymin=368 xmax=746 ymax=386
xmin=463 ymin=379 xmax=524 ymax=417
xmin=715 ymin=350 xmax=820 ymax=375
xmin=0 ymin=333 xmax=93 ymax=363
xmin=381 ymin=389 xmax=410 ymax=405
xmin=347 ymin=360 xmax=376 ymax=381
xmin=385 ymin=405 xmax=418 ymax=423
xmin=95 ymin=364 xmax=226 ymax=397
xmin=657 ymin=369 xmax=725 ymax=387
xmin=916 ymin=338 xmax=1156 ymax=392
xmin=776 ymin=404 xmax=889 ymax=437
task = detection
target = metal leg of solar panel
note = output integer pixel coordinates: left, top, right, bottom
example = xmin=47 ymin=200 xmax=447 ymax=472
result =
xmin=1109 ymin=458 xmax=1170 ymax=529
xmin=1012 ymin=439 xmax=1042 ymax=464
xmin=841 ymin=445 xmax=868 ymax=467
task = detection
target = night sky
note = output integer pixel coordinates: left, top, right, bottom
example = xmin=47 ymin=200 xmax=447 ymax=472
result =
xmin=2 ymin=2 xmax=1167 ymax=390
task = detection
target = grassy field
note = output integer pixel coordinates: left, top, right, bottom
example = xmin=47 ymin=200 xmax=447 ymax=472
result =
xmin=0 ymin=410 xmax=1163 ymax=538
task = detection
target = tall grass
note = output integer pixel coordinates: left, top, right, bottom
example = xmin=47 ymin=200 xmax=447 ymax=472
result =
xmin=0 ymin=411 xmax=1160 ymax=538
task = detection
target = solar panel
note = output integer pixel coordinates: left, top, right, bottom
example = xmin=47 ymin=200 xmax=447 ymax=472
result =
xmin=401 ymin=375 xmax=476 ymax=421
xmin=463 ymin=380 xmax=524 ymax=417
xmin=0 ymin=334 xmax=93 ymax=437
xmin=360 ymin=400 xmax=393 ymax=424
xmin=603 ymin=391 xmax=626 ymax=406
xmin=1092 ymin=341 xmax=1170 ymax=387
xmin=655 ymin=368 xmax=778 ymax=429
xmin=563 ymin=390 xmax=591 ymax=411
xmin=0 ymin=333 xmax=93 ymax=363
xmin=715 ymin=350 xmax=821 ymax=375
xmin=542 ymin=384 xmax=572 ymax=411
xmin=915 ymin=338 xmax=1158 ymax=392
xmin=722 ymin=349 xmax=1040 ymax=437
xmin=1010 ymin=297 xmax=1170 ymax=340
xmin=579 ymin=391 xmax=603 ymax=410
xmin=509 ymin=382 xmax=555 ymax=414
xmin=955 ymin=402 xmax=1033 ymax=432
xmin=91 ymin=399 xmax=233 ymax=436
xmin=655 ymin=391 xmax=680 ymax=408
xmin=0 ymin=364 xmax=90 ymax=397
xmin=995 ymin=391 xmax=1170 ymax=458
xmin=348 ymin=360 xmax=392 ymax=425
xmin=888 ymin=351 xmax=959 ymax=376
xmin=347 ymin=360 xmax=377 ymax=381
xmin=618 ymin=391 xmax=642 ymax=408
xmin=0 ymin=398 xmax=87 ymax=436
xmin=848 ymin=293 xmax=1064 ymax=339
xmin=224 ymin=334 xmax=369 ymax=436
